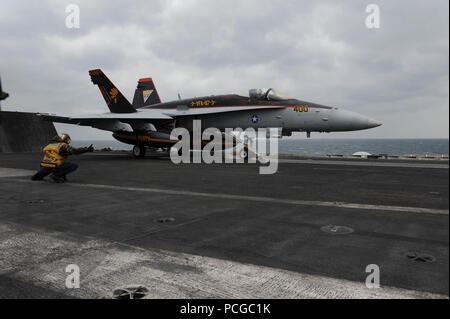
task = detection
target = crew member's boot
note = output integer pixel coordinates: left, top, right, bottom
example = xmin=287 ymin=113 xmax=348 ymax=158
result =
xmin=50 ymin=174 xmax=65 ymax=183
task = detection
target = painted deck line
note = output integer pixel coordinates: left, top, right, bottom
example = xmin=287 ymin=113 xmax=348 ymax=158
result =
xmin=3 ymin=175 xmax=448 ymax=216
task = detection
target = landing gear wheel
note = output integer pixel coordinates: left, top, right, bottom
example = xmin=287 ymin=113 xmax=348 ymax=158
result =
xmin=240 ymin=147 xmax=249 ymax=162
xmin=133 ymin=145 xmax=146 ymax=158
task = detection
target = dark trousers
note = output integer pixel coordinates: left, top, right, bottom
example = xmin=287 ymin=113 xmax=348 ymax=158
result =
xmin=31 ymin=162 xmax=79 ymax=180
xmin=54 ymin=162 xmax=78 ymax=178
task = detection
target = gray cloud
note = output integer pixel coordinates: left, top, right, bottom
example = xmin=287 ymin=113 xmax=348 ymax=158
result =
xmin=1 ymin=0 xmax=448 ymax=139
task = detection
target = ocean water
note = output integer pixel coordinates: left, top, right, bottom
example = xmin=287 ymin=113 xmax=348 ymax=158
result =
xmin=72 ymin=138 xmax=449 ymax=156
xmin=276 ymin=138 xmax=449 ymax=156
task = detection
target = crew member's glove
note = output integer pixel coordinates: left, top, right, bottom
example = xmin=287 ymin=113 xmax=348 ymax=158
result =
xmin=87 ymin=144 xmax=94 ymax=152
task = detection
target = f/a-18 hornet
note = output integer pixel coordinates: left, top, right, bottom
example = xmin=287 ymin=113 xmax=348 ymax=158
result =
xmin=41 ymin=69 xmax=381 ymax=157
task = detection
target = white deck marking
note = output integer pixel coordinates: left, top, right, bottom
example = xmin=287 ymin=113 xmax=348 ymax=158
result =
xmin=0 ymin=167 xmax=35 ymax=178
xmin=3 ymin=176 xmax=448 ymax=215
xmin=0 ymin=222 xmax=447 ymax=299
xmin=84 ymin=153 xmax=450 ymax=168
xmin=71 ymin=182 xmax=448 ymax=215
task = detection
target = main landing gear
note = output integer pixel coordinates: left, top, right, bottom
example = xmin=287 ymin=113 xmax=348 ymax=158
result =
xmin=132 ymin=145 xmax=146 ymax=158
xmin=240 ymin=147 xmax=249 ymax=161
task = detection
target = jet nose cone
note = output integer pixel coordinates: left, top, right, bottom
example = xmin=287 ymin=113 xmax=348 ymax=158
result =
xmin=329 ymin=109 xmax=382 ymax=131
xmin=367 ymin=119 xmax=382 ymax=128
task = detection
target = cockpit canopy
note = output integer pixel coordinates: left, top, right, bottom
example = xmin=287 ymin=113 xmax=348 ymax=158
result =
xmin=249 ymin=88 xmax=292 ymax=101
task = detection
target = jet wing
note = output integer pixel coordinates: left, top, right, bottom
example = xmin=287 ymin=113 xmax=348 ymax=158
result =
xmin=38 ymin=105 xmax=284 ymax=132
xmin=39 ymin=105 xmax=283 ymax=123
xmin=39 ymin=108 xmax=172 ymax=121
xmin=38 ymin=109 xmax=173 ymax=132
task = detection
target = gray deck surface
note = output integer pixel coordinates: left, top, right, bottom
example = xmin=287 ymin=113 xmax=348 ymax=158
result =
xmin=0 ymin=152 xmax=448 ymax=298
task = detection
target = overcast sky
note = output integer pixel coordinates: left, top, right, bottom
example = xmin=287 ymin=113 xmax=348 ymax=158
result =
xmin=1 ymin=0 xmax=448 ymax=139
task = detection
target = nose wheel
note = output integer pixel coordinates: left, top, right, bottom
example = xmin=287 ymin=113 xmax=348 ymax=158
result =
xmin=132 ymin=145 xmax=146 ymax=158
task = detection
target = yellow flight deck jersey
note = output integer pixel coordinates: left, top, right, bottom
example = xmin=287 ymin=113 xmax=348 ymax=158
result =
xmin=41 ymin=143 xmax=68 ymax=167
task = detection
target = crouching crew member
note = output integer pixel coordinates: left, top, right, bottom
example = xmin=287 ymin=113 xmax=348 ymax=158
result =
xmin=31 ymin=134 xmax=94 ymax=183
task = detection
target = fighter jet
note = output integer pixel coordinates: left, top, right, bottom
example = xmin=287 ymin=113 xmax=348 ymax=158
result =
xmin=41 ymin=69 xmax=381 ymax=157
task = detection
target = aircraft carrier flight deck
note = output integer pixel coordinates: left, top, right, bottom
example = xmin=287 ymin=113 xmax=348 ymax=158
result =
xmin=0 ymin=152 xmax=448 ymax=299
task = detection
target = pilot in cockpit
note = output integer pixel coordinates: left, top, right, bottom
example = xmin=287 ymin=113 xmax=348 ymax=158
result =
xmin=248 ymin=88 xmax=292 ymax=101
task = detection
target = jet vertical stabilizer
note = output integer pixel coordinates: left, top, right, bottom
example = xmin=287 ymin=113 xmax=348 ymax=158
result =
xmin=89 ymin=69 xmax=136 ymax=113
xmin=132 ymin=78 xmax=162 ymax=108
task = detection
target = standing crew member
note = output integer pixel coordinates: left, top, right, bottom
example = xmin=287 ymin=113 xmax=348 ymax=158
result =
xmin=31 ymin=134 xmax=94 ymax=183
